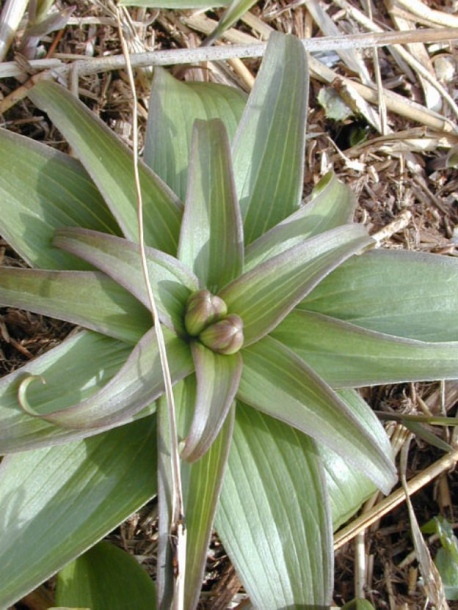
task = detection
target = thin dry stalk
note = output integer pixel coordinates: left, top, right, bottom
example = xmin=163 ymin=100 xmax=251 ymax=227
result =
xmin=395 ymin=0 xmax=458 ymax=28
xmin=332 ymin=0 xmax=458 ymax=120
xmin=1 ymin=26 xmax=457 ymax=80
xmin=334 ymin=447 xmax=458 ymax=550
xmin=116 ymin=9 xmax=186 ymax=609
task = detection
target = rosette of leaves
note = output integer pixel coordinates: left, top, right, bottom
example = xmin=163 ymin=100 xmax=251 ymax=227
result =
xmin=0 ymin=33 xmax=458 ymax=609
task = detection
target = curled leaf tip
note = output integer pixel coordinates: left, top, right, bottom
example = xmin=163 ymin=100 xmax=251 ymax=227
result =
xmin=17 ymin=375 xmax=46 ymax=417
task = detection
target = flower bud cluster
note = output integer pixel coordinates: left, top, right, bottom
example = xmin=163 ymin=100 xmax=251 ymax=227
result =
xmin=184 ymin=290 xmax=244 ymax=355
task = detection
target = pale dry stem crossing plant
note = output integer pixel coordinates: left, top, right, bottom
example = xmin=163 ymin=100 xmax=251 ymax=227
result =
xmin=118 ymin=7 xmax=187 ymax=606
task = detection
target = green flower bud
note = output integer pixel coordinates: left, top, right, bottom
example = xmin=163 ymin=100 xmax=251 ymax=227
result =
xmin=199 ymin=314 xmax=244 ymax=355
xmin=184 ymin=289 xmax=228 ymax=336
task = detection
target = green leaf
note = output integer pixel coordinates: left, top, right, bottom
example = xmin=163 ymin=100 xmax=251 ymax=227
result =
xmin=0 ymin=128 xmax=119 ymax=270
xmin=273 ymin=309 xmax=458 ymax=388
xmin=0 ymin=331 xmax=132 ymax=454
xmin=232 ymin=32 xmax=308 ymax=243
xmin=205 ymin=0 xmax=258 ymax=43
xmin=178 ymin=119 xmax=243 ymax=292
xmin=29 ymin=81 xmax=182 ymax=254
xmin=157 ymin=378 xmax=234 ymax=609
xmin=438 ymin=519 xmax=458 ymax=560
xmin=181 ymin=401 xmax=234 ymax=609
xmin=0 ymin=268 xmax=150 ymax=343
xmin=54 ymin=228 xmax=199 ymax=333
xmin=0 ymin=416 xmax=157 ymax=608
xmin=436 ymin=547 xmax=458 ymax=600
xmin=300 ymin=249 xmax=458 ymax=342
xmin=216 ymin=403 xmax=333 ymax=608
xmin=239 ymin=336 xmax=396 ymax=493
xmin=55 ymin=541 xmax=156 ymax=610
xmin=402 ymin=420 xmax=452 ymax=452
xmin=144 ymin=68 xmax=246 ymax=201
xmin=157 ymin=380 xmax=194 ymax=608
xmin=220 ymin=225 xmax=373 ymax=345
xmin=180 ymin=342 xmax=241 ymax=461
xmin=22 ymin=327 xmax=193 ymax=430
xmin=320 ymin=390 xmax=380 ymax=531
xmin=341 ymin=600 xmax=376 ymax=610
xmin=245 ymin=172 xmax=356 ymax=270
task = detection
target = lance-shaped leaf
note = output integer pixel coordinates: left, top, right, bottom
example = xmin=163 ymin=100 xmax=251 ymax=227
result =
xmin=300 ymin=249 xmax=458 ymax=342
xmin=157 ymin=377 xmax=234 ymax=609
xmin=205 ymin=0 xmax=258 ymax=44
xmin=55 ymin=541 xmax=156 ymax=610
xmin=0 ymin=416 xmax=157 ymax=609
xmin=183 ymin=409 xmax=235 ymax=608
xmin=180 ymin=342 xmax=241 ymax=461
xmin=239 ymin=336 xmax=396 ymax=493
xmin=144 ymin=68 xmax=246 ymax=200
xmin=0 ymin=128 xmax=119 ymax=270
xmin=0 ymin=331 xmax=133 ymax=454
xmin=0 ymin=268 xmax=150 ymax=344
xmin=181 ymin=401 xmax=234 ymax=609
xmin=215 ymin=403 xmax=333 ymax=608
xmin=178 ymin=119 xmax=243 ymax=293
xmin=21 ymin=326 xmax=193 ymax=430
xmin=54 ymin=228 xmax=199 ymax=333
xmin=232 ymin=32 xmax=308 ymax=243
xmin=157 ymin=380 xmax=192 ymax=609
xmin=273 ymin=309 xmax=458 ymax=388
xmin=219 ymin=224 xmax=373 ymax=345
xmin=245 ymin=171 xmax=357 ymax=270
xmin=29 ymin=81 xmax=182 ymax=253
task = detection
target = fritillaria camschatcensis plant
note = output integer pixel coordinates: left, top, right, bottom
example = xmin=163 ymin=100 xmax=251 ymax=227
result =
xmin=0 ymin=32 xmax=458 ymax=609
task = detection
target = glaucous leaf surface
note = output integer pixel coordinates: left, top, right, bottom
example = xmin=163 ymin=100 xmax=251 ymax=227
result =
xmin=145 ymin=68 xmax=246 ymax=200
xmin=157 ymin=381 xmax=189 ymax=608
xmin=0 ymin=268 xmax=150 ymax=343
xmin=320 ymin=390 xmax=381 ymax=530
xmin=29 ymin=82 xmax=182 ymax=253
xmin=220 ymin=224 xmax=373 ymax=345
xmin=54 ymin=228 xmax=198 ymax=333
xmin=4 ymin=27 xmax=456 ymax=609
xmin=178 ymin=119 xmax=243 ymax=292
xmin=0 ymin=128 xmax=119 ymax=270
xmin=156 ymin=377 xmax=235 ymax=608
xmin=0 ymin=331 xmax=132 ymax=454
xmin=300 ymin=249 xmax=458 ymax=342
xmin=239 ymin=336 xmax=396 ymax=493
xmin=244 ymin=171 xmax=357 ymax=270
xmin=180 ymin=400 xmax=235 ymax=609
xmin=181 ymin=342 xmax=240 ymax=461
xmin=23 ymin=327 xmax=192 ymax=429
xmin=216 ymin=403 xmax=333 ymax=608
xmin=0 ymin=417 xmax=157 ymax=608
xmin=273 ymin=310 xmax=458 ymax=387
xmin=232 ymin=32 xmax=308 ymax=243
xmin=55 ymin=541 xmax=156 ymax=610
